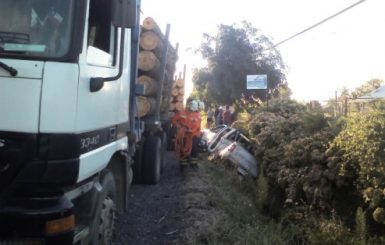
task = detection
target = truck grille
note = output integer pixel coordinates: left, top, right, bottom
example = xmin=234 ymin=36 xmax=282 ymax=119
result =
xmin=0 ymin=133 xmax=37 ymax=192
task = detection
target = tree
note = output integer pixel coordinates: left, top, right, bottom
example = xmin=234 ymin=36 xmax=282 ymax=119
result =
xmin=192 ymin=22 xmax=287 ymax=106
xmin=351 ymin=78 xmax=384 ymax=99
xmin=323 ymin=79 xmax=384 ymax=116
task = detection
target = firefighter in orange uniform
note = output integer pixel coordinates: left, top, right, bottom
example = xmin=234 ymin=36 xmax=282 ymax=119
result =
xmin=171 ymin=100 xmax=199 ymax=171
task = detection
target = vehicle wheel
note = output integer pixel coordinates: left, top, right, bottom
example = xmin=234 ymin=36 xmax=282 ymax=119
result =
xmin=160 ymin=132 xmax=167 ymax=174
xmin=132 ymin=138 xmax=145 ymax=184
xmin=91 ymin=171 xmax=117 ymax=245
xmin=142 ymin=135 xmax=161 ymax=184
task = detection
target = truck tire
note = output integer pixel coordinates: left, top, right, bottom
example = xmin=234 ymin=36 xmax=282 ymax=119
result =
xmin=161 ymin=132 xmax=167 ymax=173
xmin=132 ymin=137 xmax=145 ymax=184
xmin=142 ymin=135 xmax=161 ymax=184
xmin=91 ymin=171 xmax=117 ymax=245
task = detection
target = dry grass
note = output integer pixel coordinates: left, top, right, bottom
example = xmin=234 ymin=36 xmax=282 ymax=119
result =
xmin=179 ymin=159 xmax=302 ymax=245
xmin=178 ymin=157 xmax=385 ymax=245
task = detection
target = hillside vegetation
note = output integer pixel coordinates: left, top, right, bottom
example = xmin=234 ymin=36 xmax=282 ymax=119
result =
xmin=206 ymin=99 xmax=385 ymax=244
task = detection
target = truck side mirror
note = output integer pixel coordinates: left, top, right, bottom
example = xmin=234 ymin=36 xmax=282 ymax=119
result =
xmin=112 ymin=0 xmax=137 ymax=28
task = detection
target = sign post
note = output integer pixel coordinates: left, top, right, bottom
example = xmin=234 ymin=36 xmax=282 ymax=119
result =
xmin=246 ymin=74 xmax=268 ymax=107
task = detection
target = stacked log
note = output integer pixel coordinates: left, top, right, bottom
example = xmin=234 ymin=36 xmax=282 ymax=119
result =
xmin=136 ymin=17 xmax=178 ymax=118
xmin=169 ymin=77 xmax=185 ymax=112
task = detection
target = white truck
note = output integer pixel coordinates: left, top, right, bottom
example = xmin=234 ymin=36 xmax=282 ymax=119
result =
xmin=0 ymin=0 xmax=170 ymax=244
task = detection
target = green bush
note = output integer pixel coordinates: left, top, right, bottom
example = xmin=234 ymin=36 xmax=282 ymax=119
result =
xmin=245 ymin=102 xmax=344 ymax=212
xmin=277 ymin=131 xmax=336 ymax=210
xmin=266 ymin=99 xmax=307 ymax=118
xmin=224 ymin=101 xmax=385 ymax=241
xmin=328 ymin=110 xmax=385 ymax=223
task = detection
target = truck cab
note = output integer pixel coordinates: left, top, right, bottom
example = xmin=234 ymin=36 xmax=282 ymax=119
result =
xmin=0 ymin=0 xmax=142 ymax=243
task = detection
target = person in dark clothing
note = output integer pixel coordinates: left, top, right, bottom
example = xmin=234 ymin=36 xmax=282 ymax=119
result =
xmin=206 ymin=106 xmax=214 ymax=128
xmin=214 ymin=105 xmax=221 ymax=126
xmin=222 ymin=105 xmax=232 ymax=126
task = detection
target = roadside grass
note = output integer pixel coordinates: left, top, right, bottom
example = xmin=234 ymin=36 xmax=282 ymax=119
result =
xmin=189 ymin=160 xmax=304 ymax=245
xmin=190 ymin=159 xmax=385 ymax=245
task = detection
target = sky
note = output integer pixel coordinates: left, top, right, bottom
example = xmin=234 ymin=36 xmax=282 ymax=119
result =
xmin=141 ymin=0 xmax=385 ymax=102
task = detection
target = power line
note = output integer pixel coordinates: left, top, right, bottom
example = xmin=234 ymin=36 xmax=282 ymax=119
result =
xmin=273 ymin=0 xmax=368 ymax=48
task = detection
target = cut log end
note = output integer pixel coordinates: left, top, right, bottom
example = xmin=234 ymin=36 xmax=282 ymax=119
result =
xmin=140 ymin=31 xmax=163 ymax=51
xmin=137 ymin=75 xmax=158 ymax=96
xmin=137 ymin=96 xmax=156 ymax=118
xmin=138 ymin=51 xmax=160 ymax=72
xmin=175 ymin=78 xmax=184 ymax=88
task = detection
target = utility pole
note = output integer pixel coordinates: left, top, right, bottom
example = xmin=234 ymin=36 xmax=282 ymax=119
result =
xmin=334 ymin=90 xmax=338 ymax=117
xmin=345 ymin=97 xmax=348 ymax=116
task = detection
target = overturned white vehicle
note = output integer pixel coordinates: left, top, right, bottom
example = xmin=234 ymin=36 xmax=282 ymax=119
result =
xmin=204 ymin=126 xmax=258 ymax=177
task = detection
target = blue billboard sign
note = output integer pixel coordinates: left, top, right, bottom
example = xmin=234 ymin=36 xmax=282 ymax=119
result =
xmin=246 ymin=75 xmax=267 ymax=89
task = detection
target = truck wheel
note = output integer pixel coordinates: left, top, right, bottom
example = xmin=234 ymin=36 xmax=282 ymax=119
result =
xmin=161 ymin=132 xmax=167 ymax=173
xmin=142 ymin=135 xmax=161 ymax=184
xmin=132 ymin=137 xmax=145 ymax=184
xmin=91 ymin=171 xmax=117 ymax=245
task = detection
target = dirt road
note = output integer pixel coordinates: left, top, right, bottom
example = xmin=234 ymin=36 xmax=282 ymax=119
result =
xmin=113 ymin=152 xmax=218 ymax=245
xmin=113 ymin=150 xmax=234 ymax=245
xmin=112 ymin=152 xmax=185 ymax=245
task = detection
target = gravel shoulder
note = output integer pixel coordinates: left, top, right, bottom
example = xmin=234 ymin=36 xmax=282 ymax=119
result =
xmin=113 ymin=152 xmax=186 ymax=245
xmin=112 ymin=152 xmax=235 ymax=245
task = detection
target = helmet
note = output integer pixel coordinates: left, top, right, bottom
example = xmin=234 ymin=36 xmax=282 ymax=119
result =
xmin=198 ymin=100 xmax=205 ymax=111
xmin=189 ymin=100 xmax=198 ymax=112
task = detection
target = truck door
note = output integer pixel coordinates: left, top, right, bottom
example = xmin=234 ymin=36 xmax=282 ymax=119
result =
xmin=76 ymin=0 xmax=130 ymax=182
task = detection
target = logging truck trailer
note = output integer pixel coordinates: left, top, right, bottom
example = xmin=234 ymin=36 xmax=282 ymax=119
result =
xmin=0 ymin=0 xmax=167 ymax=244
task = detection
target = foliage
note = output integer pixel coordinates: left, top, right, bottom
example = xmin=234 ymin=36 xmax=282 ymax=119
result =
xmin=351 ymin=78 xmax=384 ymax=99
xmin=230 ymin=119 xmax=250 ymax=136
xmin=266 ymin=99 xmax=306 ymax=118
xmin=207 ymin=96 xmax=385 ymax=242
xmin=302 ymin=214 xmax=356 ymax=245
xmin=196 ymin=159 xmax=304 ymax=245
xmin=328 ymin=110 xmax=385 ymax=220
xmin=355 ymin=207 xmax=367 ymax=244
xmin=278 ymin=131 xmax=336 ymax=210
xmin=323 ymin=79 xmax=384 ymax=116
xmin=192 ymin=21 xmax=287 ymax=105
xmin=242 ymin=100 xmax=359 ymax=215
xmin=205 ymin=106 xmax=385 ymax=243
xmin=255 ymin=166 xmax=269 ymax=211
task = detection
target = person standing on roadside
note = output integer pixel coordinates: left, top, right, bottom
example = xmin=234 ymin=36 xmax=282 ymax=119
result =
xmin=171 ymin=100 xmax=199 ymax=171
xmin=206 ymin=106 xmax=214 ymax=129
xmin=215 ymin=105 xmax=223 ymax=126
xmin=222 ymin=105 xmax=232 ymax=126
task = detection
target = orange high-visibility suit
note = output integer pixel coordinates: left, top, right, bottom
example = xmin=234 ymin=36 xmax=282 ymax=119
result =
xmin=190 ymin=111 xmax=201 ymax=137
xmin=171 ymin=109 xmax=201 ymax=162
xmin=171 ymin=110 xmax=194 ymax=164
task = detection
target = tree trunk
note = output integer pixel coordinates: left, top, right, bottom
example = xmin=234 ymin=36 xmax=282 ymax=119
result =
xmin=137 ymin=96 xmax=156 ymax=118
xmin=176 ymin=95 xmax=184 ymax=102
xmin=142 ymin=17 xmax=163 ymax=36
xmin=171 ymin=87 xmax=179 ymax=97
xmin=175 ymin=78 xmax=184 ymax=88
xmin=137 ymin=75 xmax=158 ymax=96
xmin=140 ymin=31 xmax=163 ymax=58
xmin=138 ymin=51 xmax=160 ymax=73
xmin=178 ymin=87 xmax=184 ymax=95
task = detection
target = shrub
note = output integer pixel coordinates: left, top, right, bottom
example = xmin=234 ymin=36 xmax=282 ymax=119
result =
xmin=277 ymin=131 xmax=336 ymax=210
xmin=328 ymin=110 xmax=385 ymax=223
xmin=246 ymin=102 xmax=343 ymax=212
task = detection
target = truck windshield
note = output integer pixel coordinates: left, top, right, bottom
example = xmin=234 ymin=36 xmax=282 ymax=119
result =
xmin=0 ymin=0 xmax=74 ymax=59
